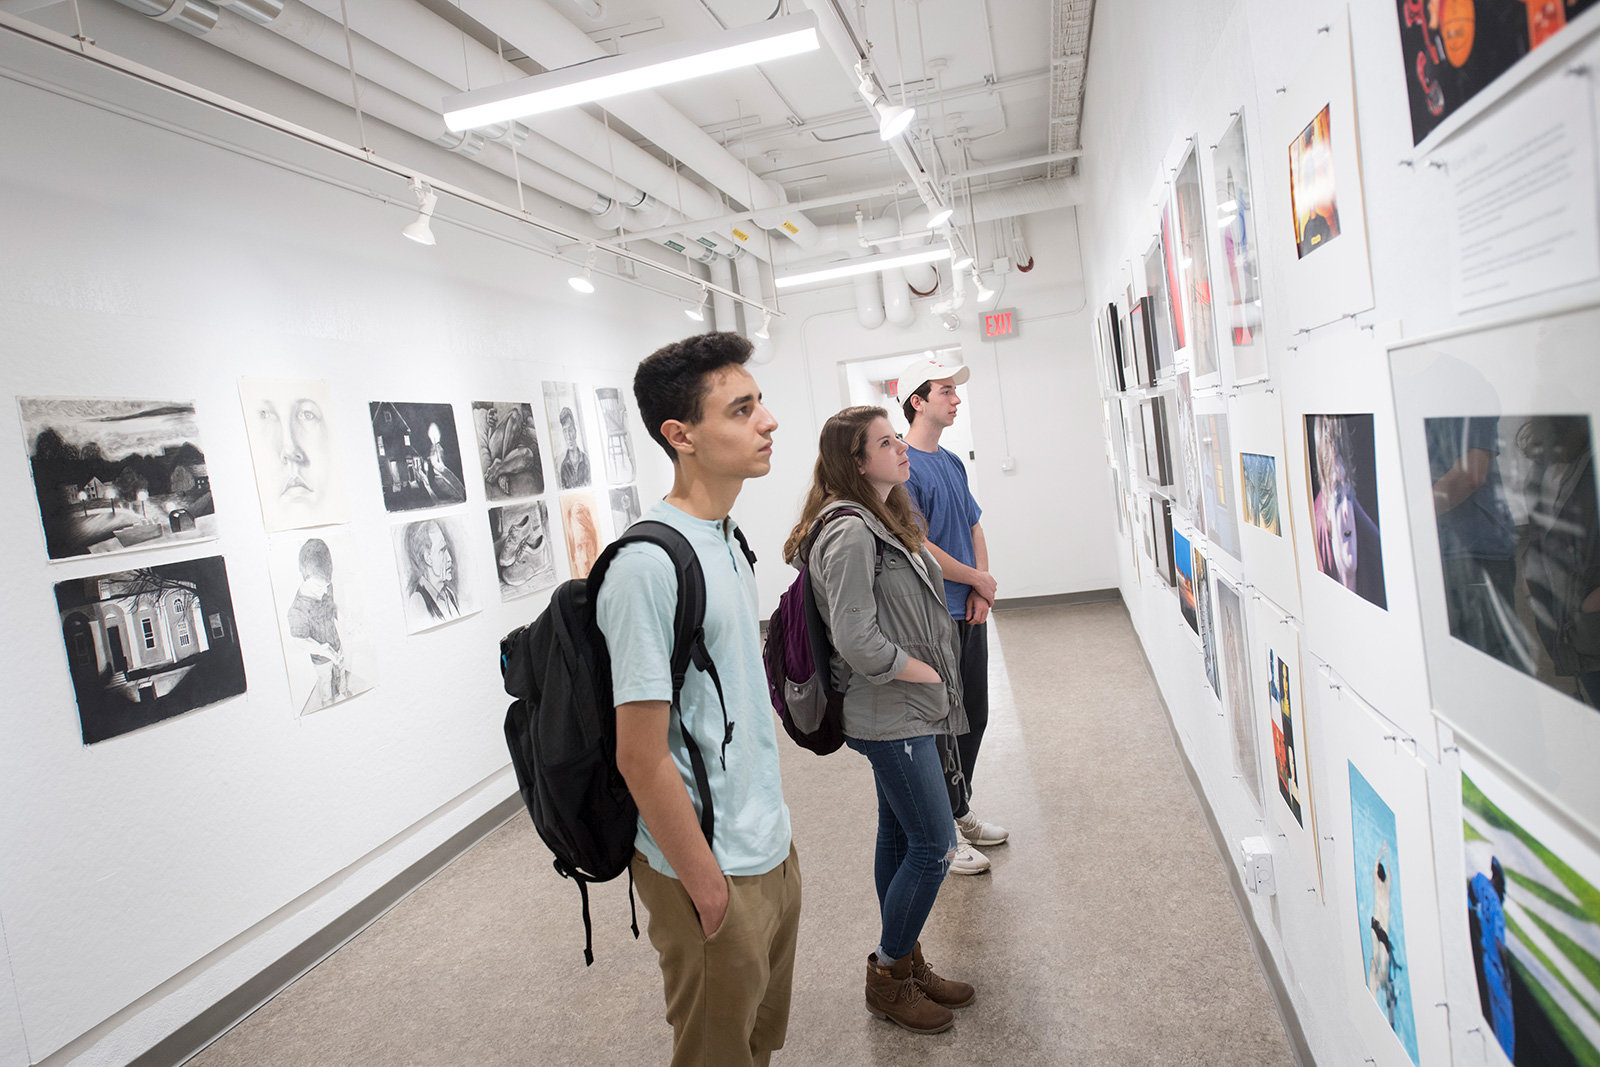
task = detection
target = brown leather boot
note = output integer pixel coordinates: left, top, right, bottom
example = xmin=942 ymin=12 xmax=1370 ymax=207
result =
xmin=911 ymin=941 xmax=976 ymax=1007
xmin=865 ymin=953 xmax=954 ymax=1034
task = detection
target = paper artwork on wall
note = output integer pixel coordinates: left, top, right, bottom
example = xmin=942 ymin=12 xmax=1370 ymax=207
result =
xmin=1143 ymin=235 xmax=1178 ymax=378
xmin=368 ymin=402 xmax=468 ymax=513
xmin=1148 ymin=495 xmax=1174 ymax=588
xmin=543 ymin=381 xmax=594 ymax=492
xmin=1391 ymin=304 xmax=1600 ymax=828
xmin=55 ymin=555 xmax=245 ymax=744
xmin=391 ymin=512 xmax=480 ymax=633
xmin=488 ymin=500 xmax=557 ymax=602
xmin=1174 ymin=144 xmax=1221 ymax=381
xmin=1234 ymin=391 xmax=1302 ymax=615
xmin=266 ymin=526 xmax=376 ymax=715
xmin=1129 ymin=298 xmax=1153 ymax=389
xmin=238 ymin=378 xmax=350 ymax=532
xmin=1271 ymin=13 xmax=1373 ymax=331
xmin=20 ymin=397 xmax=218 ymax=561
xmin=1211 ymin=111 xmax=1268 ymax=384
xmin=1253 ymin=597 xmax=1318 ymax=890
xmin=1139 ymin=491 xmax=1157 ymax=566
xmin=1395 ymin=0 xmax=1600 ymax=149
xmin=1175 ymin=372 xmax=1204 ymax=528
xmin=1349 ymin=762 xmax=1420 ymax=1065
xmin=1241 ymin=452 xmax=1282 ymax=534
xmin=1198 ymin=405 xmax=1242 ymax=561
xmin=471 ymin=401 xmax=544 ymax=502
xmin=594 ymin=388 xmax=637 ymax=486
xmin=1460 ymin=749 xmax=1600 ymax=1066
xmin=1140 ymin=397 xmax=1173 ymax=487
xmin=1175 ymin=526 xmax=1198 ymax=634
xmin=1306 ymin=413 xmax=1388 ymax=610
xmin=1216 ymin=575 xmax=1261 ymax=812
xmin=1195 ymin=547 xmax=1220 ymax=698
xmin=560 ymin=491 xmax=603 ymax=580
xmin=609 ymin=485 xmax=642 ymax=534
xmin=1162 ymin=196 xmax=1186 ymax=351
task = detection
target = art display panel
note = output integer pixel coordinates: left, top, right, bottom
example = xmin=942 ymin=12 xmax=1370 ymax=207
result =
xmin=488 ymin=501 xmax=558 ymax=602
xmin=1211 ymin=111 xmax=1268 ymax=384
xmin=1233 ymin=391 xmax=1302 ymax=616
xmin=1270 ymin=13 xmax=1373 ymax=331
xmin=20 ymin=397 xmax=218 ymax=561
xmin=1174 ymin=144 xmax=1221 ymax=381
xmin=266 ymin=527 xmax=377 ymax=715
xmin=1241 ymin=451 xmax=1282 ymax=535
xmin=1197 ymin=401 xmax=1242 ymax=562
xmin=1460 ymin=749 xmax=1600 ymax=1066
xmin=594 ymin=387 xmax=637 ymax=486
xmin=1195 ymin=547 xmax=1220 ymax=699
xmin=471 ymin=401 xmax=544 ymax=502
xmin=390 ymin=513 xmax=480 ymax=633
xmin=1143 ymin=235 xmax=1177 ymax=378
xmin=1175 ymin=526 xmax=1198 ymax=634
xmin=55 ymin=555 xmax=245 ymax=744
xmin=560 ymin=491 xmax=603 ymax=580
xmin=543 ymin=381 xmax=594 ymax=492
xmin=368 ymin=402 xmax=469 ymax=512
xmin=1175 ymin=372 xmax=1204 ymax=528
xmin=1349 ymin=763 xmax=1420 ymax=1065
xmin=238 ymin=378 xmax=350 ymax=532
xmin=1129 ymin=299 xmax=1154 ymax=389
xmin=1252 ymin=596 xmax=1319 ymax=890
xmin=1391 ymin=303 xmax=1600 ymax=829
xmin=1305 ymin=413 xmax=1388 ymax=611
xmin=1216 ymin=574 xmax=1262 ymax=814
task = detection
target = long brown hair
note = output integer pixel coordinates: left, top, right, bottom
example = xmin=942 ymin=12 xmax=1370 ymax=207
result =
xmin=783 ymin=405 xmax=926 ymax=564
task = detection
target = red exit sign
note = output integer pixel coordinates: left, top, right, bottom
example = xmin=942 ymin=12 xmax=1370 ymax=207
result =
xmin=983 ymin=308 xmax=1019 ymax=339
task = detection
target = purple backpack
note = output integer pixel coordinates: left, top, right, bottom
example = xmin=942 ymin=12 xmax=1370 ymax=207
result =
xmin=763 ymin=508 xmax=883 ymax=755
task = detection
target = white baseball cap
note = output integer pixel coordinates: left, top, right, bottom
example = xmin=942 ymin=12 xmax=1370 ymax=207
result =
xmin=896 ymin=356 xmax=971 ymax=402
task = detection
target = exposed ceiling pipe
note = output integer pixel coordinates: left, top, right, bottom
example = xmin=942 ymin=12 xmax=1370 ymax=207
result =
xmin=295 ymin=0 xmax=765 ymax=261
xmin=707 ymin=256 xmax=737 ymax=332
xmin=456 ymin=0 xmax=822 ymax=249
xmin=733 ymin=252 xmax=763 ymax=334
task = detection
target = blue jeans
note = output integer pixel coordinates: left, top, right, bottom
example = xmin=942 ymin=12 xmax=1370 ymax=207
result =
xmin=845 ymin=734 xmax=958 ymax=963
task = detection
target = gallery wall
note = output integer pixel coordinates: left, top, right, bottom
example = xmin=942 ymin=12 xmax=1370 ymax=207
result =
xmin=1081 ymin=1 xmax=1600 ymax=1066
xmin=0 ymin=40 xmax=682 ymax=1067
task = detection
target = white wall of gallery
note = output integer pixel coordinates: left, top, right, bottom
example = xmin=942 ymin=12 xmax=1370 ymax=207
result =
xmin=1083 ymin=2 xmax=1600 ymax=1067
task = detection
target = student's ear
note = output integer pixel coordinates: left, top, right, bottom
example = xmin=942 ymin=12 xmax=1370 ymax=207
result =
xmin=660 ymin=419 xmax=694 ymax=457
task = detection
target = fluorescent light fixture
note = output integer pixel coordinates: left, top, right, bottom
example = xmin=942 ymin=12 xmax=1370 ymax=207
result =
xmin=775 ymin=246 xmax=952 ymax=289
xmin=876 ymin=101 xmax=915 ymax=140
xmin=443 ymin=13 xmax=820 ymax=130
xmin=401 ymin=180 xmax=437 ymax=246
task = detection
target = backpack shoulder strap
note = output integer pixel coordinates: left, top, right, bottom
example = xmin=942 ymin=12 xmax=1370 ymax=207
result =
xmin=730 ymin=524 xmax=757 ymax=571
xmin=588 ymin=520 xmax=720 ymax=850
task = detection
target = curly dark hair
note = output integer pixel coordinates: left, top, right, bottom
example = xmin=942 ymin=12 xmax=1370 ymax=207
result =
xmin=634 ymin=332 xmax=753 ymax=462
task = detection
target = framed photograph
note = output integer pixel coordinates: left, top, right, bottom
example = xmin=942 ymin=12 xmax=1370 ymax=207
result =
xmin=1305 ymin=413 xmax=1388 ymax=611
xmin=472 ymin=401 xmax=544 ymax=502
xmin=1195 ymin=546 xmax=1220 ymax=699
xmin=1216 ymin=574 xmax=1262 ymax=814
xmin=1106 ymin=302 xmax=1129 ymax=393
xmin=239 ymin=378 xmax=349 ymax=532
xmin=1143 ymin=234 xmax=1178 ymax=379
xmin=1174 ymin=372 xmax=1204 ymax=529
xmin=391 ymin=513 xmax=480 ymax=633
xmin=20 ymin=397 xmax=218 ymax=560
xmin=1211 ymin=111 xmax=1268 ymax=384
xmin=1161 ymin=196 xmax=1186 ymax=351
xmin=1197 ymin=400 xmax=1242 ymax=563
xmin=1234 ymin=391 xmax=1302 ymax=616
xmin=1252 ymin=595 xmax=1319 ymax=892
xmin=1270 ymin=13 xmax=1373 ymax=331
xmin=1175 ymin=525 xmax=1198 ymax=634
xmin=266 ymin=527 xmax=377 ymax=714
xmin=1241 ymin=451 xmax=1281 ymax=535
xmin=55 ymin=555 xmax=245 ymax=744
xmin=1391 ymin=303 xmax=1600 ymax=828
xmin=1159 ymin=497 xmax=1176 ymax=588
xmin=368 ymin=402 xmax=469 ymax=512
xmin=1140 ymin=395 xmax=1174 ymax=488
xmin=1174 ymin=143 xmax=1221 ymax=382
xmin=1128 ymin=298 xmax=1152 ymax=389
xmin=543 ymin=381 xmax=594 ymax=492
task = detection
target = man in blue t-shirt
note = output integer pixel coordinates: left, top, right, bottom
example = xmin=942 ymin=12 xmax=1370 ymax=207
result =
xmin=599 ymin=333 xmax=798 ymax=1067
xmin=899 ymin=356 xmax=1009 ymax=877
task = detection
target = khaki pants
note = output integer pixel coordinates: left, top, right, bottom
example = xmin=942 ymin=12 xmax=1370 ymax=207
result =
xmin=631 ymin=845 xmax=802 ymax=1067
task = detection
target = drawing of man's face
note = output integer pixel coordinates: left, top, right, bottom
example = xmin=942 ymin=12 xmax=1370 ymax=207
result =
xmin=422 ymin=522 xmax=453 ymax=587
xmin=247 ymin=387 xmax=331 ymax=512
xmin=561 ymin=408 xmax=579 ymax=451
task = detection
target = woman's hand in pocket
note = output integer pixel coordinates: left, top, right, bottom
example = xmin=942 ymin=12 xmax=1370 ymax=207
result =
xmin=893 ymin=657 xmax=942 ymax=684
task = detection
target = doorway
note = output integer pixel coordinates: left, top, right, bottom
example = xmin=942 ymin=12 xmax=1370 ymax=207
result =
xmin=836 ymin=347 xmax=978 ymax=491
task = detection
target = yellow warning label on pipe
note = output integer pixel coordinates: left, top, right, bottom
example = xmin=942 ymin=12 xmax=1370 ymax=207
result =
xmin=731 ymin=227 xmax=750 ymax=241
xmin=782 ymin=221 xmax=799 ymax=234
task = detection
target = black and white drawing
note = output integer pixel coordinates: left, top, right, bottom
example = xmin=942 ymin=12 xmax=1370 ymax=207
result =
xmin=20 ymin=397 xmax=218 ymax=561
xmin=488 ymin=501 xmax=557 ymax=601
xmin=609 ymin=485 xmax=642 ymax=533
xmin=471 ymin=401 xmax=544 ymax=501
xmin=369 ymin=402 xmax=469 ymax=512
xmin=267 ymin=527 xmax=377 ymax=714
xmin=594 ymin=387 xmax=637 ymax=486
xmin=56 ymin=555 xmax=246 ymax=744
xmin=542 ymin=381 xmax=592 ymax=491
xmin=392 ymin=513 xmax=480 ymax=633
xmin=239 ymin=378 xmax=350 ymax=532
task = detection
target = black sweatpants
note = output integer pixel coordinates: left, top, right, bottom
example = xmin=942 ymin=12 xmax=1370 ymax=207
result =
xmin=940 ymin=620 xmax=988 ymax=820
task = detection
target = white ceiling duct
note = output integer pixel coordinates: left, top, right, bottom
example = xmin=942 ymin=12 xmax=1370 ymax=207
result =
xmin=962 ymin=177 xmax=1081 ymax=225
xmin=708 ymin=256 xmax=737 ymax=332
xmin=455 ymin=0 xmax=822 ymax=249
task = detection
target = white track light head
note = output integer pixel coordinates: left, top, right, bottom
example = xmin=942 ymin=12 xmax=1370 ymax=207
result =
xmin=402 ymin=180 xmax=438 ymax=246
xmin=685 ymin=287 xmax=708 ymax=321
xmin=753 ymin=309 xmax=772 ymax=340
xmin=876 ymin=101 xmax=915 ymax=140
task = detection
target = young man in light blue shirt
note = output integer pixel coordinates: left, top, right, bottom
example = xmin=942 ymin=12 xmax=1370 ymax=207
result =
xmin=598 ymin=333 xmax=798 ymax=1067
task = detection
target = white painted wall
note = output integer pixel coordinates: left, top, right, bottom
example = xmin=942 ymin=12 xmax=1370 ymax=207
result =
xmin=737 ymin=206 xmax=1119 ymax=613
xmin=0 ymin=37 xmax=679 ymax=1066
xmin=1080 ymin=1 xmax=1600 ymax=1065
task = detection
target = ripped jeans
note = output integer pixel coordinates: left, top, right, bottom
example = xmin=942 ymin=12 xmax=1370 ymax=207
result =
xmin=845 ymin=733 xmax=959 ymax=963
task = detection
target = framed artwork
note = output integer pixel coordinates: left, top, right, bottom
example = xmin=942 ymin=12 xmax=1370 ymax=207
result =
xmin=1195 ymin=546 xmax=1220 ymax=699
xmin=1216 ymin=574 xmax=1261 ymax=813
xmin=55 ymin=555 xmax=245 ymax=744
xmin=594 ymin=387 xmax=637 ymax=486
xmin=1159 ymin=498 xmax=1177 ymax=588
xmin=1271 ymin=13 xmax=1373 ymax=331
xmin=1107 ymin=302 xmax=1130 ymax=393
xmin=1234 ymin=391 xmax=1302 ymax=616
xmin=472 ymin=401 xmax=544 ymax=502
xmin=1149 ymin=495 xmax=1174 ymax=588
xmin=1175 ymin=371 xmax=1204 ymax=528
xmin=543 ymin=381 xmax=594 ymax=492
xmin=1129 ymin=299 xmax=1152 ymax=389
xmin=1210 ymin=111 xmax=1268 ymax=384
xmin=1139 ymin=491 xmax=1158 ymax=567
xmin=1197 ymin=400 xmax=1242 ymax=562
xmin=1175 ymin=525 xmax=1198 ymax=634
xmin=1143 ymin=235 xmax=1178 ymax=378
xmin=239 ymin=378 xmax=349 ymax=532
xmin=1162 ymin=196 xmax=1186 ymax=351
xmin=1252 ymin=595 xmax=1319 ymax=891
xmin=368 ymin=402 xmax=469 ymax=512
xmin=266 ymin=526 xmax=376 ymax=714
xmin=1305 ymin=413 xmax=1388 ymax=609
xmin=1391 ymin=303 xmax=1600 ymax=827
xmin=1174 ymin=143 xmax=1221 ymax=381
xmin=488 ymin=500 xmax=558 ymax=601
xmin=560 ymin=491 xmax=603 ymax=580
xmin=1241 ymin=451 xmax=1281 ymax=535
xmin=391 ymin=513 xmax=480 ymax=633
xmin=20 ymin=397 xmax=218 ymax=560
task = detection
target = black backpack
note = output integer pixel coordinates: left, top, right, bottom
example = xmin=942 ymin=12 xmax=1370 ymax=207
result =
xmin=500 ymin=520 xmax=756 ymax=965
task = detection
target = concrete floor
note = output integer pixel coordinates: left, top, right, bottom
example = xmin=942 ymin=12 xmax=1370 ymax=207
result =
xmin=189 ymin=602 xmax=1296 ymax=1066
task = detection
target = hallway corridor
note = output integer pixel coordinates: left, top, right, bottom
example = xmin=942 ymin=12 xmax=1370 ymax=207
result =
xmin=190 ymin=602 xmax=1296 ymax=1066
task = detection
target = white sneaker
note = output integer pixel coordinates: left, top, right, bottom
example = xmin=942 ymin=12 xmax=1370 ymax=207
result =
xmin=949 ymin=841 xmax=990 ymax=875
xmin=956 ymin=811 xmax=1010 ymax=847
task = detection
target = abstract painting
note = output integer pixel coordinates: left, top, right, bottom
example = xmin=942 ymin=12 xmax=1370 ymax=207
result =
xmin=21 ymin=397 xmax=218 ymax=560
xmin=266 ymin=527 xmax=376 ymax=714
xmin=543 ymin=381 xmax=593 ymax=492
xmin=238 ymin=378 xmax=349 ymax=532
xmin=488 ymin=500 xmax=557 ymax=601
xmin=368 ymin=402 xmax=469 ymax=512
xmin=1241 ymin=451 xmax=1282 ymax=535
xmin=391 ymin=513 xmax=480 ymax=633
xmin=472 ymin=401 xmax=544 ymax=502
xmin=1350 ymin=762 xmax=1419 ymax=1065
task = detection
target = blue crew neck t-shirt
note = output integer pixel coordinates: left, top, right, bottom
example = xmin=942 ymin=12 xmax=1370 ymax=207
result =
xmin=595 ymin=499 xmax=792 ymax=879
xmin=905 ymin=444 xmax=983 ymax=618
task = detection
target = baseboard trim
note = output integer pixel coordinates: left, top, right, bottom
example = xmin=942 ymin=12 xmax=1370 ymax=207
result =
xmin=1128 ymin=616 xmax=1318 ymax=1067
xmin=992 ymin=588 xmax=1122 ymax=610
xmin=133 ymin=793 xmax=524 ymax=1067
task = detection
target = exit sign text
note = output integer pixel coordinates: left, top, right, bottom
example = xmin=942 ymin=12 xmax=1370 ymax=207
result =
xmin=983 ymin=308 xmax=1019 ymax=339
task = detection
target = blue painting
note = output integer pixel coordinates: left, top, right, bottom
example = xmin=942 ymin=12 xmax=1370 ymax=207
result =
xmin=1350 ymin=762 xmax=1419 ymax=1065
